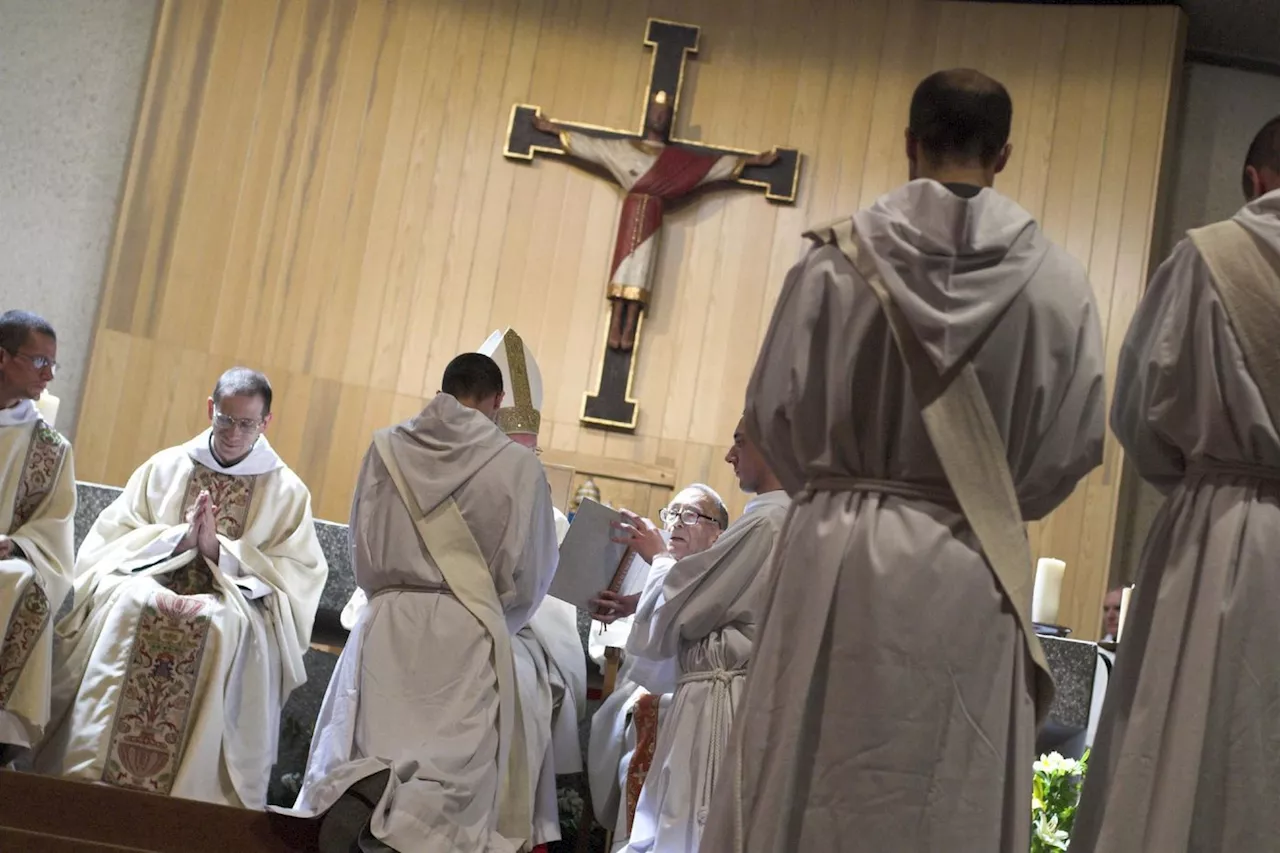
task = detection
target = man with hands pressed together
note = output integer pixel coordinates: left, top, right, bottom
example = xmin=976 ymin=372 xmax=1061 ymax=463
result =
xmin=37 ymin=367 xmax=327 ymax=809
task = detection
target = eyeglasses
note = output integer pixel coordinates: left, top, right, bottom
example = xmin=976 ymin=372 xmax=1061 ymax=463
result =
xmin=6 ymin=350 xmax=57 ymax=376
xmin=212 ymin=410 xmax=266 ymax=433
xmin=659 ymin=506 xmax=716 ymax=528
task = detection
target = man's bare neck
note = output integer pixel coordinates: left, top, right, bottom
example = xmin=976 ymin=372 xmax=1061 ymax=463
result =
xmin=0 ymin=393 xmax=23 ymax=412
xmin=757 ymin=475 xmax=784 ymax=495
xmin=917 ymin=164 xmax=993 ymax=189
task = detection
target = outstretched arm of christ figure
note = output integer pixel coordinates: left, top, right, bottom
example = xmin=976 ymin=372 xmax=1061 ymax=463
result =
xmin=531 ymin=114 xmax=558 ymax=135
xmin=532 ymin=115 xmax=619 ymax=177
xmin=742 ymin=148 xmax=781 ymax=168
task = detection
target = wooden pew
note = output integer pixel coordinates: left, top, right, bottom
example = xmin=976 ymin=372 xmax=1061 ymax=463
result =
xmin=0 ymin=771 xmax=317 ymax=852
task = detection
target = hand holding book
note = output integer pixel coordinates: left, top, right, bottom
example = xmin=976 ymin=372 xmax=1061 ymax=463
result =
xmin=590 ymin=589 xmax=639 ymax=624
xmin=610 ymin=508 xmax=670 ymax=563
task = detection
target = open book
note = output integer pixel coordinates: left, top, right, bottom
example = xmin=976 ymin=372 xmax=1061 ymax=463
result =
xmin=549 ymin=498 xmax=656 ymax=611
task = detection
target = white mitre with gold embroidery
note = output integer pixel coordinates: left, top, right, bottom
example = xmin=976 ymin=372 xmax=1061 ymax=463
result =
xmin=477 ymin=327 xmax=543 ymax=439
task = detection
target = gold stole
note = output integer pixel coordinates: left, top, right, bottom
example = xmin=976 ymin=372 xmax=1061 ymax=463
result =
xmin=803 ymin=217 xmax=1053 ymax=715
xmin=371 ymin=430 xmax=532 ymax=847
xmin=1189 ymin=220 xmax=1280 ymax=424
xmin=0 ymin=419 xmax=66 ymax=710
xmin=11 ymin=419 xmax=66 ymax=531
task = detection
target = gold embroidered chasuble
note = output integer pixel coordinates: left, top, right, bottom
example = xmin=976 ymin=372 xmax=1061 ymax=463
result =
xmin=37 ymin=434 xmax=326 ymax=808
xmin=0 ymin=407 xmax=75 ymax=749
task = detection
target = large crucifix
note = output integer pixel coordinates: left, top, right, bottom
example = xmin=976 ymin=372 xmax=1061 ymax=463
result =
xmin=505 ymin=18 xmax=801 ymax=431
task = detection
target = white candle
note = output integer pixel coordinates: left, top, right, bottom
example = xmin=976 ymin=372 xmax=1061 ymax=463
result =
xmin=1032 ymin=558 xmax=1066 ymax=625
xmin=35 ymin=391 xmax=59 ymax=428
xmin=1116 ymin=585 xmax=1133 ymax=643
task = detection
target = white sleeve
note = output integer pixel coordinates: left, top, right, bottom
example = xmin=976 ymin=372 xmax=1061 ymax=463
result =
xmin=217 ymin=547 xmax=273 ymax=600
xmin=698 ymin=153 xmax=746 ymax=186
xmin=501 ymin=468 xmax=560 ymax=636
xmin=561 ymin=131 xmax=638 ymax=187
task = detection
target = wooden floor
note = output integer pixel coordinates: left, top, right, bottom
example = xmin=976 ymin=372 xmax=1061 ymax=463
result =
xmin=0 ymin=771 xmax=317 ymax=852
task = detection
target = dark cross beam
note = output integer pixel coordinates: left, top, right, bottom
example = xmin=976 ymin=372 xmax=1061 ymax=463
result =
xmin=504 ymin=18 xmax=801 ymax=431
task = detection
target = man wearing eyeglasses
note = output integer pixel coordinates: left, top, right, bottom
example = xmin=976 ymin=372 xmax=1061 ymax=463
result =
xmin=0 ymin=310 xmax=74 ymax=763
xmin=587 ymin=483 xmax=727 ymax=851
xmin=611 ymin=419 xmax=788 ymax=853
xmin=35 ymin=367 xmax=327 ymax=810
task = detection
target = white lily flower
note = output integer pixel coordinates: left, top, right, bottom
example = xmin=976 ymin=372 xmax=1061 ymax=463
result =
xmin=1033 ymin=751 xmax=1080 ymax=776
xmin=1035 ymin=814 xmax=1071 ymax=850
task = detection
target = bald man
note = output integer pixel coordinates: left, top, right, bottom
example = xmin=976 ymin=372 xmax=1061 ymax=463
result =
xmin=701 ymin=68 xmax=1104 ymax=852
xmin=1072 ymin=117 xmax=1280 ymax=853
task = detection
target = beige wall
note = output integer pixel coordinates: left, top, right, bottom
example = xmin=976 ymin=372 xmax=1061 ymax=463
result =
xmin=0 ymin=0 xmax=156 ymax=439
xmin=76 ymin=0 xmax=1183 ymax=638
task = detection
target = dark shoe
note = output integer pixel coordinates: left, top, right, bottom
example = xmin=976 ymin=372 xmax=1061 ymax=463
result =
xmin=357 ymin=822 xmax=398 ymax=852
xmin=317 ymin=769 xmax=392 ymax=853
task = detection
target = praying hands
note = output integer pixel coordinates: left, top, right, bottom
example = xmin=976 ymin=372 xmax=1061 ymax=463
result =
xmin=174 ymin=489 xmax=222 ymax=564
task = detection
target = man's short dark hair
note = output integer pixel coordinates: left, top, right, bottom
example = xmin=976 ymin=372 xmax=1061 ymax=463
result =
xmin=1243 ymin=115 xmax=1280 ymax=199
xmin=442 ymin=353 xmax=504 ymax=402
xmin=212 ymin=367 xmax=272 ymax=415
xmin=0 ymin=310 xmax=56 ymax=353
xmin=909 ymin=69 xmax=1013 ymax=166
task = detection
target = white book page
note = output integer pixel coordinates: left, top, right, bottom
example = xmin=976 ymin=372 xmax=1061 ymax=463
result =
xmin=549 ymin=498 xmax=627 ymax=610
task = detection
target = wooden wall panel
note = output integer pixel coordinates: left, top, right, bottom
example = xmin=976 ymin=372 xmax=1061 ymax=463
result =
xmin=79 ymin=0 xmax=1184 ymax=639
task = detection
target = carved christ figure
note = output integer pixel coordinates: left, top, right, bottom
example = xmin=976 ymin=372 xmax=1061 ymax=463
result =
xmin=534 ymin=92 xmax=778 ymax=351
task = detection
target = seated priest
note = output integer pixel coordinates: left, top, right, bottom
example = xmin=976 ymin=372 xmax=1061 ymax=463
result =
xmin=0 ymin=310 xmax=75 ymax=761
xmin=587 ymin=483 xmax=726 ymax=851
xmin=607 ymin=419 xmax=788 ymax=853
xmin=476 ymin=329 xmax=587 ymax=852
xmin=34 ymin=367 xmax=328 ymax=808
xmin=283 ymin=349 xmax=558 ymax=853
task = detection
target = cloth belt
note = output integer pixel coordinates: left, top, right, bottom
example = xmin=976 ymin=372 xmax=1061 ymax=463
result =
xmin=675 ymin=666 xmax=747 ymax=827
xmin=1185 ymin=460 xmax=1280 ymax=483
xmin=676 ymin=667 xmax=747 ymax=686
xmin=803 ymin=476 xmax=958 ymax=508
xmin=370 ymin=581 xmax=454 ymax=600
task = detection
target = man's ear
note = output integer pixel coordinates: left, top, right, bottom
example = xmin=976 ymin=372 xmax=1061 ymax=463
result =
xmin=1245 ymin=164 xmax=1263 ymax=202
xmin=994 ymin=143 xmax=1012 ymax=175
xmin=1258 ymin=165 xmax=1280 ymax=199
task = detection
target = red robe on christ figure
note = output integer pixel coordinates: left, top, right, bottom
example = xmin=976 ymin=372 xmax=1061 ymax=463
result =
xmin=535 ymin=92 xmax=777 ymax=351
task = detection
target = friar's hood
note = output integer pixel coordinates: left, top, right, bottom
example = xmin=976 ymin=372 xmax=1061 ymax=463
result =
xmin=381 ymin=392 xmax=513 ymax=515
xmin=852 ymin=178 xmax=1052 ymax=372
xmin=1234 ymin=186 xmax=1280 ymax=259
